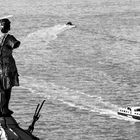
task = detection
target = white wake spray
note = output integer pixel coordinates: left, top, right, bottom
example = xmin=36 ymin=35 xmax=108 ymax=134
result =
xmin=25 ymin=23 xmax=76 ymax=44
xmin=19 ymin=76 xmax=123 ymax=120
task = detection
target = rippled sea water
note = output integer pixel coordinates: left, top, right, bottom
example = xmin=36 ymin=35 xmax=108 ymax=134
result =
xmin=1 ymin=0 xmax=140 ymax=139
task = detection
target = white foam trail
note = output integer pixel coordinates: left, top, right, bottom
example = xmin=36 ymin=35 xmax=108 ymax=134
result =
xmin=56 ymin=98 xmax=140 ymax=122
xmin=25 ymin=24 xmax=75 ymax=43
xmin=20 ymin=76 xmax=140 ymax=123
xmin=19 ymin=76 xmax=122 ymax=119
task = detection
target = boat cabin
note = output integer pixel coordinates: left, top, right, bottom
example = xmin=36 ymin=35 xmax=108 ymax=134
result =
xmin=118 ymin=106 xmax=140 ymax=116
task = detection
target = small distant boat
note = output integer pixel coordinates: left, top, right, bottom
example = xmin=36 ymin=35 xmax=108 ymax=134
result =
xmin=118 ymin=106 xmax=140 ymax=120
xmin=66 ymin=22 xmax=73 ymax=26
xmin=66 ymin=22 xmax=76 ymax=28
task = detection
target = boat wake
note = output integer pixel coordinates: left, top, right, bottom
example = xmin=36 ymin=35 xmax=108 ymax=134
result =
xmin=23 ymin=23 xmax=75 ymax=45
xmin=113 ymin=114 xmax=140 ymax=122
xmin=17 ymin=76 xmax=139 ymax=122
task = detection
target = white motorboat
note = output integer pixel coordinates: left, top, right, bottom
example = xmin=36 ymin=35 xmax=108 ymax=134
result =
xmin=118 ymin=106 xmax=140 ymax=120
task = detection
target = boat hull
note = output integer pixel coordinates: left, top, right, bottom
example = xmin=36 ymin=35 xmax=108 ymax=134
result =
xmin=118 ymin=112 xmax=140 ymax=120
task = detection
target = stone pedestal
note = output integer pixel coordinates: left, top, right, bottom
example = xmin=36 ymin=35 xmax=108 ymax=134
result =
xmin=0 ymin=116 xmax=39 ymax=140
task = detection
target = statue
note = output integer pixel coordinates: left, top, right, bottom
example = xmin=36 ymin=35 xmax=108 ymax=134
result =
xmin=0 ymin=16 xmax=45 ymax=140
xmin=0 ymin=18 xmax=20 ymax=116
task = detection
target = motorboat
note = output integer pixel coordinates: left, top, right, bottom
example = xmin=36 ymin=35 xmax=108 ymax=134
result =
xmin=0 ymin=100 xmax=45 ymax=140
xmin=118 ymin=106 xmax=140 ymax=120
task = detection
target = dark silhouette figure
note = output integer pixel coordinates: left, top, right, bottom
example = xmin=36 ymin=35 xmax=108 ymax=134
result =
xmin=0 ymin=18 xmax=20 ymax=116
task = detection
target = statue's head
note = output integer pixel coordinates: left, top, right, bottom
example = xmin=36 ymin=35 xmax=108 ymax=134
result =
xmin=0 ymin=18 xmax=11 ymax=33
